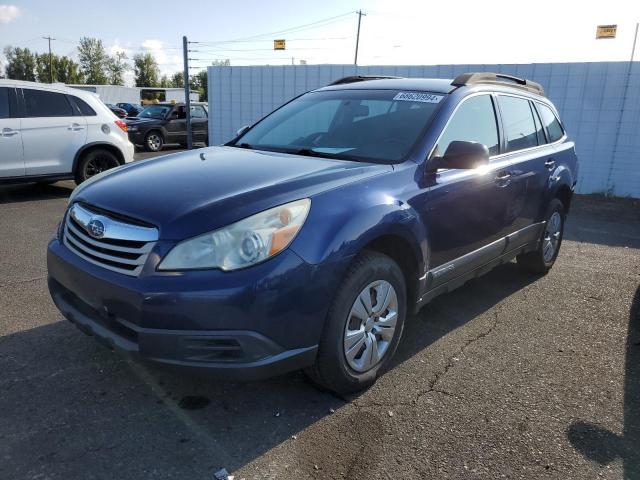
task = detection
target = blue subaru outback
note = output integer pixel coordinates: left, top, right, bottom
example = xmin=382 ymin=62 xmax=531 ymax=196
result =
xmin=47 ymin=73 xmax=578 ymax=394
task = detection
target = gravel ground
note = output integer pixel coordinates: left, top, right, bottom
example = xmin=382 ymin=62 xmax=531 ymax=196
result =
xmin=0 ymin=174 xmax=638 ymax=480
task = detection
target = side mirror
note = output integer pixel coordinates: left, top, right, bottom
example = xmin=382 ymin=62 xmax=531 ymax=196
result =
xmin=236 ymin=125 xmax=250 ymax=137
xmin=428 ymin=140 xmax=490 ymax=171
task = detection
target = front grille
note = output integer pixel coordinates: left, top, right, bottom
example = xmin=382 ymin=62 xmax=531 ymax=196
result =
xmin=63 ymin=203 xmax=158 ymax=276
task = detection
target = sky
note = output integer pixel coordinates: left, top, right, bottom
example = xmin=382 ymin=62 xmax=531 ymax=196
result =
xmin=0 ymin=0 xmax=639 ymax=86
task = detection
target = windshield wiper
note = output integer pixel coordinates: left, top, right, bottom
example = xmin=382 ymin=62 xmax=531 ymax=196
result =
xmin=288 ymin=148 xmax=356 ymax=161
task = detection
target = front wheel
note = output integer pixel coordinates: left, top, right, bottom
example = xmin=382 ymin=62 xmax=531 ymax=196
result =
xmin=517 ymin=198 xmax=565 ymax=273
xmin=74 ymin=149 xmax=120 ymax=184
xmin=144 ymin=131 xmax=164 ymax=152
xmin=306 ymin=251 xmax=407 ymax=394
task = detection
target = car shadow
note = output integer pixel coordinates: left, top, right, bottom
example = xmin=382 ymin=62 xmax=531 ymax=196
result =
xmin=566 ymin=285 xmax=640 ymax=477
xmin=0 ymin=262 xmax=540 ymax=478
xmin=0 ymin=181 xmax=74 ymax=205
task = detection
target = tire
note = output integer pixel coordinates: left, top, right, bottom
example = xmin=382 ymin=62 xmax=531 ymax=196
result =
xmin=305 ymin=251 xmax=407 ymax=394
xmin=517 ymin=198 xmax=565 ymax=274
xmin=144 ymin=131 xmax=164 ymax=152
xmin=74 ymin=149 xmax=120 ymax=185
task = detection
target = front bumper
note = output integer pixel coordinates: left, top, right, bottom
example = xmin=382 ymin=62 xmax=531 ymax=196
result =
xmin=47 ymin=238 xmax=350 ymax=379
xmin=127 ymin=130 xmax=146 ymax=146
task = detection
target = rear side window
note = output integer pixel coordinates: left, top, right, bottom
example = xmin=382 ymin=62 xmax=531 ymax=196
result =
xmin=437 ymin=95 xmax=500 ymax=156
xmin=497 ymin=96 xmax=538 ymax=153
xmin=69 ymin=96 xmax=97 ymax=116
xmin=23 ymin=89 xmax=73 ymax=117
xmin=0 ymin=87 xmax=9 ymax=119
xmin=537 ymin=103 xmax=564 ymax=142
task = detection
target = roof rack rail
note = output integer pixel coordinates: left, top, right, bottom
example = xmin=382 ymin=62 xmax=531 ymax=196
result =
xmin=451 ymin=72 xmax=544 ymax=96
xmin=329 ymin=75 xmax=402 ymax=86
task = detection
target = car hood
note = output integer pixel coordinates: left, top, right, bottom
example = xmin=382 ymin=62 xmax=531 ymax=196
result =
xmin=125 ymin=117 xmax=162 ymax=126
xmin=71 ymin=146 xmax=391 ymax=240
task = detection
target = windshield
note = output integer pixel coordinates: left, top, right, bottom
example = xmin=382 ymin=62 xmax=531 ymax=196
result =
xmin=234 ymin=89 xmax=444 ymax=163
xmin=137 ymin=105 xmax=171 ymax=120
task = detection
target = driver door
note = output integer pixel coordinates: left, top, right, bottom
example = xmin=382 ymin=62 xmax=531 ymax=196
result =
xmin=418 ymin=94 xmax=512 ymax=286
xmin=165 ymin=106 xmax=186 ymax=144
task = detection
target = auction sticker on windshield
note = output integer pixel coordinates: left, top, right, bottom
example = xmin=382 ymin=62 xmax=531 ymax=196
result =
xmin=393 ymin=92 xmax=443 ymax=103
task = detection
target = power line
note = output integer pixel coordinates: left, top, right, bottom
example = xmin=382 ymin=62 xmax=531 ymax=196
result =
xmin=190 ymin=11 xmax=355 ymax=45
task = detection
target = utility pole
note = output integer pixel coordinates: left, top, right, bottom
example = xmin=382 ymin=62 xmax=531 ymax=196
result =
xmin=630 ymin=22 xmax=639 ymax=62
xmin=182 ymin=35 xmax=193 ymax=150
xmin=42 ymin=36 xmax=55 ymax=83
xmin=354 ymin=10 xmax=365 ymax=65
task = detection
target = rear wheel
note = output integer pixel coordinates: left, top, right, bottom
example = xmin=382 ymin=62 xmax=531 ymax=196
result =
xmin=306 ymin=251 xmax=406 ymax=394
xmin=144 ymin=131 xmax=164 ymax=152
xmin=74 ymin=149 xmax=120 ymax=184
xmin=517 ymin=198 xmax=565 ymax=273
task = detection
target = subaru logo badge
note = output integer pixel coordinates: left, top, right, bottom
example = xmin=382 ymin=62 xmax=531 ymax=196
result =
xmin=87 ymin=219 xmax=105 ymax=238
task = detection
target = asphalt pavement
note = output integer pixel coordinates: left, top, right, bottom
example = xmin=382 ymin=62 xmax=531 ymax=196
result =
xmin=0 ymin=159 xmax=639 ymax=479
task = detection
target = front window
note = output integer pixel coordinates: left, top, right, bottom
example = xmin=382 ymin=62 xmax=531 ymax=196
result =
xmin=234 ymin=90 xmax=444 ymax=163
xmin=137 ymin=105 xmax=171 ymax=120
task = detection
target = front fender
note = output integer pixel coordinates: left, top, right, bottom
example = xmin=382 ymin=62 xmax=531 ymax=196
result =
xmin=290 ymin=191 xmax=428 ymax=276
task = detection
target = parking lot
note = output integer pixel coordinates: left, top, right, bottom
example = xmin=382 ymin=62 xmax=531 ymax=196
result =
xmin=0 ymin=150 xmax=639 ymax=479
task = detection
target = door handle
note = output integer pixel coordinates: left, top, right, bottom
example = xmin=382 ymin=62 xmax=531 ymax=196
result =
xmin=495 ymin=170 xmax=512 ymax=187
xmin=544 ymin=158 xmax=555 ymax=169
xmin=1 ymin=128 xmax=19 ymax=137
xmin=68 ymin=123 xmax=85 ymax=131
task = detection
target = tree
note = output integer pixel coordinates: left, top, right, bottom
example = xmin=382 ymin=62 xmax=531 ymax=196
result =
xmin=133 ymin=53 xmax=159 ymax=87
xmin=170 ymin=71 xmax=184 ymax=88
xmin=191 ymin=70 xmax=208 ymax=101
xmin=106 ymin=51 xmax=129 ymax=86
xmin=78 ymin=37 xmax=109 ymax=84
xmin=159 ymin=75 xmax=171 ymax=88
xmin=3 ymin=46 xmax=36 ymax=81
xmin=56 ymin=56 xmax=84 ymax=84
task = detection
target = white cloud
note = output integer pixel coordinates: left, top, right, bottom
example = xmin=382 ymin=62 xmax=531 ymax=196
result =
xmin=142 ymin=39 xmax=163 ymax=51
xmin=141 ymin=38 xmax=182 ymax=76
xmin=0 ymin=4 xmax=20 ymax=23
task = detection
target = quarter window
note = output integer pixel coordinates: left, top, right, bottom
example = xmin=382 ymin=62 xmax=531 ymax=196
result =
xmin=437 ymin=95 xmax=500 ymax=156
xmin=497 ymin=96 xmax=538 ymax=153
xmin=23 ymin=89 xmax=73 ymax=117
xmin=0 ymin=87 xmax=9 ymax=119
xmin=69 ymin=96 xmax=97 ymax=116
xmin=537 ymin=103 xmax=564 ymax=142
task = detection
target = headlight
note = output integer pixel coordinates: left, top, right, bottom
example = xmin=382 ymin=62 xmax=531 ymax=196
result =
xmin=158 ymin=199 xmax=311 ymax=271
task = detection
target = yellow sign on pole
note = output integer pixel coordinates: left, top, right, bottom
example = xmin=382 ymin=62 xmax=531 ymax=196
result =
xmin=274 ymin=39 xmax=286 ymax=50
xmin=596 ymin=25 xmax=617 ymax=39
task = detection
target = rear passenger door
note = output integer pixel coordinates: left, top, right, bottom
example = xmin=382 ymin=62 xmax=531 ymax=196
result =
xmin=20 ymin=88 xmax=87 ymax=175
xmin=0 ymin=86 xmax=24 ymax=177
xmin=494 ymin=95 xmax=554 ymax=243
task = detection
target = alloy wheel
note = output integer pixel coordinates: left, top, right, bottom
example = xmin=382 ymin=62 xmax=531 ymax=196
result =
xmin=343 ymin=280 xmax=398 ymax=372
xmin=147 ymin=134 xmax=162 ymax=151
xmin=84 ymin=155 xmax=116 ymax=179
xmin=543 ymin=211 xmax=562 ymax=262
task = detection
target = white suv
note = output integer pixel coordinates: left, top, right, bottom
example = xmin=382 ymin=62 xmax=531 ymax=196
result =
xmin=0 ymin=80 xmax=134 ymax=185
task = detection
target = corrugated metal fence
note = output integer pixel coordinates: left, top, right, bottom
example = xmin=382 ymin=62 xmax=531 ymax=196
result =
xmin=208 ymin=63 xmax=640 ymax=197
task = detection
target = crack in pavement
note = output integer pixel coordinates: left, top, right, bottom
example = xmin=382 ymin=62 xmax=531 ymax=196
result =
xmin=0 ymin=275 xmax=47 ymax=289
xmin=354 ymin=304 xmax=504 ymax=410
